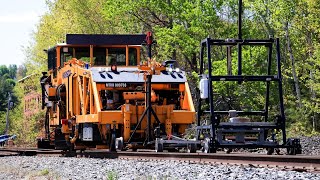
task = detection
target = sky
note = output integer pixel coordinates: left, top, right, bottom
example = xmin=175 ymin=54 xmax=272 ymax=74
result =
xmin=0 ymin=0 xmax=47 ymax=67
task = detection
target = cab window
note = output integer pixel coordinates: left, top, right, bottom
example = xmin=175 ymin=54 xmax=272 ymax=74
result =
xmin=74 ymin=47 xmax=90 ymax=62
xmin=60 ymin=47 xmax=73 ymax=66
xmin=93 ymin=47 xmax=107 ymax=66
xmin=129 ymin=48 xmax=137 ymax=66
xmin=48 ymin=47 xmax=56 ymax=70
xmin=107 ymin=48 xmax=126 ymax=66
xmin=60 ymin=47 xmax=90 ymax=65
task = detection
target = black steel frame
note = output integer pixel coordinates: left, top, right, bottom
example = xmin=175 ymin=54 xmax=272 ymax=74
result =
xmin=197 ymin=0 xmax=287 ymax=151
xmin=198 ymin=37 xmax=287 ymax=149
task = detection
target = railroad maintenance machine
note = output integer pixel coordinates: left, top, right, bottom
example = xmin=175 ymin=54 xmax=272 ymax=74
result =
xmin=196 ymin=0 xmax=302 ymax=155
xmin=39 ymin=32 xmax=197 ymax=152
xmin=38 ymin=1 xmax=301 ymax=155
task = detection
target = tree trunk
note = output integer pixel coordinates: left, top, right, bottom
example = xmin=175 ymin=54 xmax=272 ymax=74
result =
xmin=191 ymin=53 xmax=198 ymax=73
xmin=284 ymin=22 xmax=302 ymax=108
xmin=227 ymin=46 xmax=232 ymax=75
xmin=309 ymin=70 xmax=317 ymax=131
xmin=306 ymin=31 xmax=317 ymax=131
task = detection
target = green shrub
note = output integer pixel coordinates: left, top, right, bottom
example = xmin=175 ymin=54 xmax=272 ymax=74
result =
xmin=106 ymin=170 xmax=118 ymax=180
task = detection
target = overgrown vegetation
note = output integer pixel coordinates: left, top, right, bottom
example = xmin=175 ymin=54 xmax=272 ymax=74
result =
xmin=106 ymin=170 xmax=118 ymax=180
xmin=4 ymin=0 xmax=320 ymax=144
xmin=40 ymin=169 xmax=50 ymax=176
xmin=0 ymin=65 xmax=20 ymax=133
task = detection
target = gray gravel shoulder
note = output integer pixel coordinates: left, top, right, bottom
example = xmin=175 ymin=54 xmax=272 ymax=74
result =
xmin=299 ymin=136 xmax=320 ymax=155
xmin=0 ymin=156 xmax=319 ymax=180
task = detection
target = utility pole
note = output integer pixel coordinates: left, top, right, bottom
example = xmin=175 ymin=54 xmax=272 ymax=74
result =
xmin=5 ymin=93 xmax=12 ymax=135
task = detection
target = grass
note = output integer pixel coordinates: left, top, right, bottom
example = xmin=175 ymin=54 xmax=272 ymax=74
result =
xmin=106 ymin=170 xmax=118 ymax=180
xmin=40 ymin=169 xmax=50 ymax=176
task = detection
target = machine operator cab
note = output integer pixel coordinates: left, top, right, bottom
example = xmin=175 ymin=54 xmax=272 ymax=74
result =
xmin=47 ymin=34 xmax=145 ymax=71
xmin=59 ymin=46 xmax=140 ymax=67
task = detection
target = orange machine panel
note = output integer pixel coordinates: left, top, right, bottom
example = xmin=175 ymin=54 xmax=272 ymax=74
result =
xmin=48 ymin=87 xmax=56 ymax=97
xmin=123 ymin=92 xmax=144 ymax=100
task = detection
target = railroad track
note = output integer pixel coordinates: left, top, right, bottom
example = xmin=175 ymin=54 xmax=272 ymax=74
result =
xmin=0 ymin=147 xmax=319 ymax=173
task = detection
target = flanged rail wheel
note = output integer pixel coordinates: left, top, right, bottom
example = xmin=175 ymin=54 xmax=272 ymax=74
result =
xmin=115 ymin=137 xmax=124 ymax=151
xmin=155 ymin=142 xmax=163 ymax=152
xmin=189 ymin=143 xmax=196 ymax=153
xmin=267 ymin=148 xmax=274 ymax=155
xmin=287 ymin=147 xmax=296 ymax=155
xmin=110 ymin=133 xmax=116 ymax=152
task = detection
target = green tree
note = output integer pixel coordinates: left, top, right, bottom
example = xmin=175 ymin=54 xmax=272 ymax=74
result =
xmin=0 ymin=65 xmax=17 ymax=112
xmin=0 ymin=64 xmax=18 ymax=133
xmin=246 ymin=0 xmax=320 ymax=133
xmin=22 ymin=0 xmax=320 ymax=139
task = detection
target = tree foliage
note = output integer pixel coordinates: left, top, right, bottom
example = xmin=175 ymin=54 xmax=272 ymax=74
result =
xmin=0 ymin=65 xmax=17 ymax=112
xmin=0 ymin=65 xmax=18 ymax=133
xmin=20 ymin=0 xmax=320 ymax=138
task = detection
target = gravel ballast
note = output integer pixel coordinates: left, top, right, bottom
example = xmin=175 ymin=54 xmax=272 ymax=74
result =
xmin=299 ymin=136 xmax=320 ymax=155
xmin=0 ymin=156 xmax=319 ymax=180
xmin=228 ymin=135 xmax=320 ymax=155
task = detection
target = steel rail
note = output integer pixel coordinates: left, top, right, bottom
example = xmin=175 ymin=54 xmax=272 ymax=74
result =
xmin=0 ymin=148 xmax=319 ymax=173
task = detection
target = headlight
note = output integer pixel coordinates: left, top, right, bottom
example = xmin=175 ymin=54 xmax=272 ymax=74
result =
xmin=168 ymin=67 xmax=173 ymax=73
xmin=175 ymin=68 xmax=180 ymax=73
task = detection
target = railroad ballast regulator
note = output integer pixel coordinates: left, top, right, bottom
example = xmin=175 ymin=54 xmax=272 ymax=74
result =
xmin=197 ymin=0 xmax=301 ymax=154
xmin=39 ymin=33 xmax=195 ymax=151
